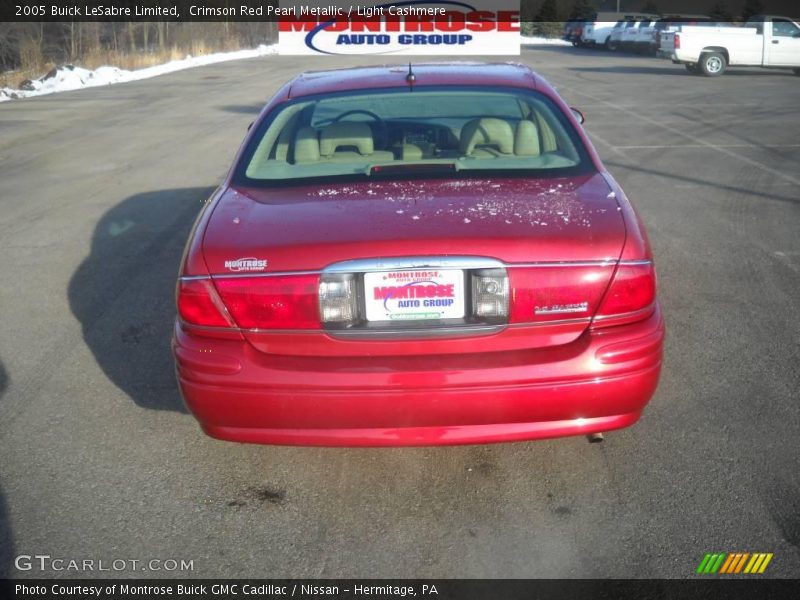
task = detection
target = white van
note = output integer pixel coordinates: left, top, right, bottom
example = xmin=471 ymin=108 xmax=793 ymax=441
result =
xmin=581 ymin=11 xmax=660 ymax=48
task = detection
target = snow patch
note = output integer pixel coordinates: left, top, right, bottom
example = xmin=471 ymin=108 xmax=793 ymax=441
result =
xmin=520 ymin=36 xmax=573 ymax=47
xmin=0 ymin=44 xmax=277 ymax=102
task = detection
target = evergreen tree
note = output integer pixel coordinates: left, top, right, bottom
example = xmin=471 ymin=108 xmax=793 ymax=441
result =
xmin=708 ymin=1 xmax=733 ymax=22
xmin=741 ymin=0 xmax=764 ymax=22
xmin=569 ymin=0 xmax=596 ymax=21
xmin=533 ymin=0 xmax=562 ymax=38
xmin=640 ymin=1 xmax=660 ymax=14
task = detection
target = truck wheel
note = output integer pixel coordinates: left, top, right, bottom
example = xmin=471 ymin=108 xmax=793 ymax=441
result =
xmin=608 ymin=41 xmax=618 ymax=51
xmin=685 ymin=64 xmax=700 ymax=74
xmin=699 ymin=52 xmax=726 ymax=77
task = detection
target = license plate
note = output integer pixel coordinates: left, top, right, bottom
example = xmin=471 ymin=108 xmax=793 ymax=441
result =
xmin=364 ymin=269 xmax=465 ymax=322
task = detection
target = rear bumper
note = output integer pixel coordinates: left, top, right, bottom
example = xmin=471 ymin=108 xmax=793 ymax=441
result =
xmin=174 ymin=306 xmax=664 ymax=447
xmin=202 ymin=413 xmax=643 ymax=446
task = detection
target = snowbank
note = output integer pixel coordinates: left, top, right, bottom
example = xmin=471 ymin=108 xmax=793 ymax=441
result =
xmin=0 ymin=44 xmax=278 ymax=102
xmin=520 ymin=36 xmax=572 ymax=46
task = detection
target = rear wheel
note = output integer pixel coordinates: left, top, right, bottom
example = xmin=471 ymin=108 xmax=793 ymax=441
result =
xmin=699 ymin=52 xmax=727 ymax=77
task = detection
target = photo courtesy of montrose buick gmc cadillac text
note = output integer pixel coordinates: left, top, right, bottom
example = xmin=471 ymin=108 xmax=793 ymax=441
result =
xmin=172 ymin=63 xmax=664 ymax=446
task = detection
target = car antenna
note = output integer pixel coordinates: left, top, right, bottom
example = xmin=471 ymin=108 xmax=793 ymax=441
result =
xmin=406 ymin=63 xmax=416 ymax=89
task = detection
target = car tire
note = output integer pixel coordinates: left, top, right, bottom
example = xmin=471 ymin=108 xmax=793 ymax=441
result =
xmin=685 ymin=64 xmax=700 ymax=74
xmin=699 ymin=52 xmax=726 ymax=77
xmin=608 ymin=41 xmax=618 ymax=51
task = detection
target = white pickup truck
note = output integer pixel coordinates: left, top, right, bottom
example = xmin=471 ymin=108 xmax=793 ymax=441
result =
xmin=659 ymin=16 xmax=800 ymax=76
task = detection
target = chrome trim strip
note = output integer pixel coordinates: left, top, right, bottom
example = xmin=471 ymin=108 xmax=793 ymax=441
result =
xmin=212 ymin=270 xmax=323 ymax=280
xmin=178 ymin=259 xmax=653 ymax=280
xmin=239 ymin=319 xmax=591 ymax=336
xmin=177 ymin=319 xmax=240 ymax=334
xmin=591 ymin=303 xmax=656 ymax=322
xmin=509 ymin=317 xmax=592 ymax=329
xmin=323 ymin=256 xmax=505 ymax=273
xmin=618 ymin=259 xmax=653 ymax=266
xmin=325 ymin=324 xmax=507 ymax=340
xmin=243 ymin=328 xmax=326 ymax=335
xmin=507 ymin=318 xmax=591 ymax=328
xmin=180 ymin=272 xmax=323 ymax=281
xmin=507 ymin=261 xmax=616 ymax=269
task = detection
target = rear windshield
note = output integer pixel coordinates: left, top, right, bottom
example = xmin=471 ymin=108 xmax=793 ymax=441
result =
xmin=236 ymin=86 xmax=593 ymax=185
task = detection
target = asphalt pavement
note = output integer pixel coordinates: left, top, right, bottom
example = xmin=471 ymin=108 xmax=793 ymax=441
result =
xmin=0 ymin=45 xmax=799 ymax=578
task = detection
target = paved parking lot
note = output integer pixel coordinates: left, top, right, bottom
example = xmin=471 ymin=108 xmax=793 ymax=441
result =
xmin=0 ymin=45 xmax=799 ymax=578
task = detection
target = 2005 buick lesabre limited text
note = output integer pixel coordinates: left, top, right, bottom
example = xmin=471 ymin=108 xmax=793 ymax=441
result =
xmin=172 ymin=63 xmax=664 ymax=447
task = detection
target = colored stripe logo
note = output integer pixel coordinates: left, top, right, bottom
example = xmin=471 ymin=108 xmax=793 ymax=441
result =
xmin=696 ymin=552 xmax=773 ymax=574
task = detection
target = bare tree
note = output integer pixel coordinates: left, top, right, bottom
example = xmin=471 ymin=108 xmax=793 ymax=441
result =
xmin=2 ymin=20 xmax=277 ymax=85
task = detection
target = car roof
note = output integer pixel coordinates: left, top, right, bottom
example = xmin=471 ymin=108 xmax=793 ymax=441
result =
xmin=285 ymin=62 xmax=542 ymax=98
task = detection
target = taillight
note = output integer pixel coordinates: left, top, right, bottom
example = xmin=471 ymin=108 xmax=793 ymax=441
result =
xmin=508 ymin=265 xmax=615 ymax=324
xmin=593 ymin=262 xmax=656 ymax=328
xmin=214 ymin=275 xmax=320 ymax=330
xmin=177 ymin=279 xmax=235 ymax=328
xmin=674 ymin=33 xmax=680 ymax=48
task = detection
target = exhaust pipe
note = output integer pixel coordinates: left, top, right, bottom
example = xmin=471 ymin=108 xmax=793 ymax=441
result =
xmin=587 ymin=433 xmax=604 ymax=443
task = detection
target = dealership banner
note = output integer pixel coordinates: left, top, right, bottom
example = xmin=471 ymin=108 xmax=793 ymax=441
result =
xmin=277 ymin=1 xmax=520 ymax=56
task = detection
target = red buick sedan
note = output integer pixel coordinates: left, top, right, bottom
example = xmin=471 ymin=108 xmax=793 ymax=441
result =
xmin=173 ymin=63 xmax=664 ymax=446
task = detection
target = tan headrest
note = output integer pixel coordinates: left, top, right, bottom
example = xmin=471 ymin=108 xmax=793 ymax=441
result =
xmin=294 ymin=127 xmax=320 ymax=163
xmin=514 ymin=120 xmax=541 ymax=156
xmin=319 ymin=121 xmax=374 ymax=157
xmin=459 ymin=118 xmax=514 ymax=155
xmin=533 ymin=110 xmax=558 ymax=153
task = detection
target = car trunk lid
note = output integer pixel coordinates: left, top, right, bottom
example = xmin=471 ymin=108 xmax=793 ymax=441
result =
xmin=201 ymin=172 xmax=628 ymax=355
xmin=203 ymin=172 xmax=624 ymax=271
